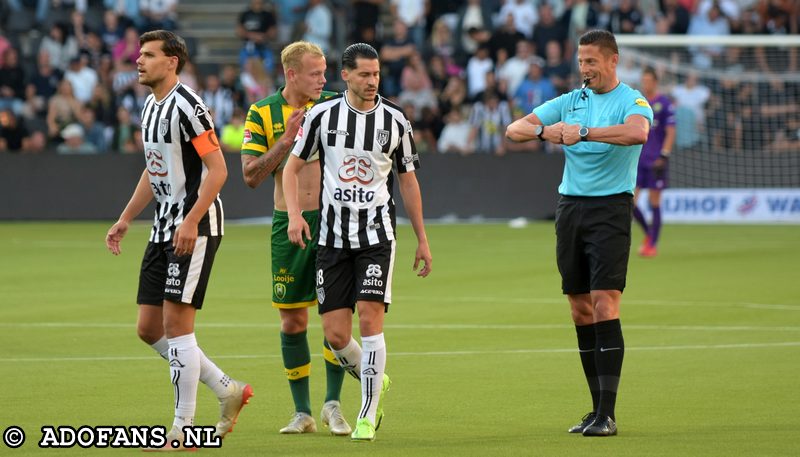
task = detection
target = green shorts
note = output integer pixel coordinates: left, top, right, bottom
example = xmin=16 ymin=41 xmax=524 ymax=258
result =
xmin=271 ymin=209 xmax=319 ymax=308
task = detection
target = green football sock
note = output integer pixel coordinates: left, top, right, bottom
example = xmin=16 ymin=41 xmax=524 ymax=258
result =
xmin=323 ymin=338 xmax=345 ymax=403
xmin=281 ymin=331 xmax=311 ymax=414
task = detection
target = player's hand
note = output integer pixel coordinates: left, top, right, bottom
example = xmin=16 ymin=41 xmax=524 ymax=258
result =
xmin=287 ymin=214 xmax=311 ymax=249
xmin=173 ymin=221 xmax=198 ymax=257
xmin=413 ymin=240 xmax=432 ymax=278
xmin=653 ymin=156 xmax=667 ymax=180
xmin=105 ymin=221 xmax=129 ymax=255
xmin=561 ymin=123 xmax=581 ymax=146
xmin=284 ymin=108 xmax=306 ymax=142
xmin=543 ymin=122 xmax=565 ymax=144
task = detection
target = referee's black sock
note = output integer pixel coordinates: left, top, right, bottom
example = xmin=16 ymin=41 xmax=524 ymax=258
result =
xmin=575 ymin=324 xmax=600 ymax=412
xmin=595 ymin=319 xmax=625 ymax=421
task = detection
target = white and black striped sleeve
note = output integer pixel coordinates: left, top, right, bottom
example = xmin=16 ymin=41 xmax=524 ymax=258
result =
xmin=395 ymin=117 xmax=420 ymax=174
xmin=175 ymin=85 xmax=214 ymax=141
xmin=291 ymin=109 xmax=324 ymax=161
xmin=141 ymin=94 xmax=155 ymax=124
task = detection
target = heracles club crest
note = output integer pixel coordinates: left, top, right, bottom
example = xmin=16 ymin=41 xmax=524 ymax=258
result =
xmin=376 ymin=129 xmax=389 ymax=146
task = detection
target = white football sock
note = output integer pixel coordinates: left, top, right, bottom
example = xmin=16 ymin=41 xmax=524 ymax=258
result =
xmin=358 ymin=333 xmax=386 ymax=424
xmin=198 ymin=348 xmax=235 ymax=399
xmin=331 ymin=337 xmax=362 ymax=380
xmin=167 ymin=333 xmax=201 ymax=421
xmin=150 ymin=336 xmax=169 ymax=360
xmin=153 ymin=336 xmax=234 ymax=399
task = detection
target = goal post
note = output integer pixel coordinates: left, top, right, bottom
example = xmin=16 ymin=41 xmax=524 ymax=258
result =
xmin=614 ymin=34 xmax=800 ymax=222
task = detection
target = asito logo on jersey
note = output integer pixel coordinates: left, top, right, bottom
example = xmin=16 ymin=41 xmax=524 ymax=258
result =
xmin=338 ymin=155 xmax=374 ymax=185
xmin=335 ymin=155 xmax=376 ymax=203
xmin=146 ymin=149 xmax=168 ymax=177
xmin=366 ymin=264 xmax=382 ymax=278
xmin=363 ymin=264 xmax=383 ymax=287
xmin=166 ymin=262 xmax=181 ymax=288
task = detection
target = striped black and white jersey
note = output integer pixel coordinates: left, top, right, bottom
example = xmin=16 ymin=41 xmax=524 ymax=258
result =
xmin=291 ymin=92 xmax=420 ymax=249
xmin=140 ymin=81 xmax=224 ymax=243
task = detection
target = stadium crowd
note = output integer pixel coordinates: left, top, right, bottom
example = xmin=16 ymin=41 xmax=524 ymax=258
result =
xmin=0 ymin=0 xmax=798 ymax=155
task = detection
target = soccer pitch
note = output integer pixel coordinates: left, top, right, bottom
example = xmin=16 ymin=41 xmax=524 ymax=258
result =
xmin=1 ymin=222 xmax=798 ymax=456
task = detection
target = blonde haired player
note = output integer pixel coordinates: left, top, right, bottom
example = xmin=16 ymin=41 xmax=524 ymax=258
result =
xmin=241 ymin=41 xmax=350 ymax=435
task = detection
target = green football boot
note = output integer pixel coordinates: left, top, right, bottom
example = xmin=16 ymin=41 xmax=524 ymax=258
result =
xmin=375 ymin=374 xmax=391 ymax=430
xmin=350 ymin=418 xmax=376 ymax=442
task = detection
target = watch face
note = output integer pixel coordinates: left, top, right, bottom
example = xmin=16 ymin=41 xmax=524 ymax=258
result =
xmin=535 ymin=125 xmax=544 ymax=135
xmin=579 ymin=127 xmax=589 ymax=137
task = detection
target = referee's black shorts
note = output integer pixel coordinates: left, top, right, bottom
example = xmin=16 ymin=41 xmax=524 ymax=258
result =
xmin=555 ymin=193 xmax=633 ymax=294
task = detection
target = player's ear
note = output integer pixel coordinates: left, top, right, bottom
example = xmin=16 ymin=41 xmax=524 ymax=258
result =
xmin=340 ymin=68 xmax=348 ymax=82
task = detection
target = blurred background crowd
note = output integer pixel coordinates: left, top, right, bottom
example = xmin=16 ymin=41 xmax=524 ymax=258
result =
xmin=0 ymin=0 xmax=798 ymax=155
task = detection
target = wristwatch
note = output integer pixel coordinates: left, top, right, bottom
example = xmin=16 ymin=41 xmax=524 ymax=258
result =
xmin=535 ymin=125 xmax=545 ymax=141
xmin=579 ymin=126 xmax=589 ymax=142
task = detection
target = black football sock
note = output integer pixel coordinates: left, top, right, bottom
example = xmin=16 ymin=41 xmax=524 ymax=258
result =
xmin=575 ymin=324 xmax=600 ymax=412
xmin=595 ymin=319 xmax=625 ymax=421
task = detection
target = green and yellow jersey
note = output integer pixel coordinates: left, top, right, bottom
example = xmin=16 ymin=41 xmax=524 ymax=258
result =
xmin=241 ymin=87 xmax=337 ymax=170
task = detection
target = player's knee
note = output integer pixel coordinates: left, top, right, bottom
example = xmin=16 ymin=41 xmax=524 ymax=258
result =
xmin=568 ymin=296 xmax=594 ymax=324
xmin=322 ymin=319 xmax=353 ymax=349
xmin=323 ymin=327 xmax=350 ymax=349
xmin=281 ymin=320 xmax=307 ymax=334
xmin=137 ymin=324 xmax=162 ymax=345
xmin=591 ymin=293 xmax=621 ymax=321
xmin=593 ymin=305 xmax=620 ymax=322
xmin=357 ymin=314 xmax=383 ymax=336
xmin=280 ymin=309 xmax=309 ymax=334
xmin=570 ymin=307 xmax=593 ymax=325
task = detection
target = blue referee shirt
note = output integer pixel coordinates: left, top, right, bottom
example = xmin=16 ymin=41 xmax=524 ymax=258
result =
xmin=534 ymin=82 xmax=654 ymax=196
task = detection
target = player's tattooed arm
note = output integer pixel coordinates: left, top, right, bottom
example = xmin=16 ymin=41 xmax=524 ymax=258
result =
xmin=241 ymin=109 xmax=305 ymax=188
xmin=241 ymin=141 xmax=292 ymax=188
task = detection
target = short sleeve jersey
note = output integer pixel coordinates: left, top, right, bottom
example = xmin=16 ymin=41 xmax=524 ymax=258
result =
xmin=534 ymin=82 xmax=654 ymax=196
xmin=290 ymin=93 xmax=420 ymax=249
xmin=140 ymin=81 xmax=223 ymax=243
xmin=241 ymin=86 xmax=337 ymax=170
xmin=639 ymin=93 xmax=675 ymax=164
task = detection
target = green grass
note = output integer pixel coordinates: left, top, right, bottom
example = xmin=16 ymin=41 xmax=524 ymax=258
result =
xmin=0 ymin=222 xmax=798 ymax=456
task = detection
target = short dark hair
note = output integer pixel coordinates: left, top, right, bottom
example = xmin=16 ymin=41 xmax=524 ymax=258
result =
xmin=578 ymin=29 xmax=619 ymax=56
xmin=139 ymin=30 xmax=189 ymax=74
xmin=341 ymin=43 xmax=379 ymax=70
xmin=642 ymin=66 xmax=658 ymax=81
